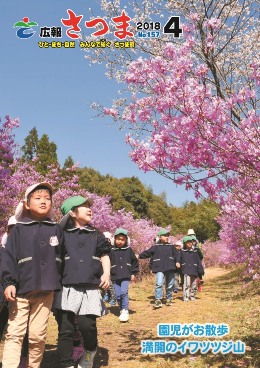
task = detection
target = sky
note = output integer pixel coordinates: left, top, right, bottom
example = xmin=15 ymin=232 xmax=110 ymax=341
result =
xmin=0 ymin=0 xmax=197 ymax=206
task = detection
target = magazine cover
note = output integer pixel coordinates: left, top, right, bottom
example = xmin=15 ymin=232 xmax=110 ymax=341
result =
xmin=0 ymin=1 xmax=259 ymax=368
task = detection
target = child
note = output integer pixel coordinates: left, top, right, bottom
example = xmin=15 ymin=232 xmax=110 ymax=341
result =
xmin=180 ymin=235 xmax=204 ymax=302
xmin=0 ymin=216 xmax=17 ymax=341
xmin=0 ymin=182 xmax=63 ymax=368
xmin=173 ymin=240 xmax=183 ymax=293
xmin=191 ymin=235 xmax=204 ymax=261
xmin=102 ymin=232 xmax=117 ymax=306
xmin=53 ymin=195 xmax=111 ymax=368
xmin=138 ymin=229 xmax=180 ymax=308
xmin=110 ymin=228 xmax=139 ymax=322
xmin=190 ymin=235 xmax=204 ymax=291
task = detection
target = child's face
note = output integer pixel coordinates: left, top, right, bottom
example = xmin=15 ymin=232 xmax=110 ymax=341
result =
xmin=185 ymin=240 xmax=193 ymax=249
xmin=174 ymin=245 xmax=181 ymax=250
xmin=70 ymin=203 xmax=92 ymax=227
xmin=114 ymin=234 xmax=127 ymax=247
xmin=25 ymin=189 xmax=52 ymax=220
xmin=159 ymin=234 xmax=169 ymax=244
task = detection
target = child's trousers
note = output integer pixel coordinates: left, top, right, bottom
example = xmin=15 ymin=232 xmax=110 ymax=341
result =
xmin=155 ymin=271 xmax=174 ymax=300
xmin=182 ymin=275 xmax=197 ymax=300
xmin=56 ymin=310 xmax=97 ymax=368
xmin=173 ymin=272 xmax=180 ymax=290
xmin=2 ymin=290 xmax=53 ymax=368
xmin=113 ymin=279 xmax=130 ymax=310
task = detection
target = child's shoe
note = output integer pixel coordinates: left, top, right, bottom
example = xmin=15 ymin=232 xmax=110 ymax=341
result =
xmin=119 ymin=309 xmax=129 ymax=322
xmin=72 ymin=345 xmax=84 ymax=362
xmin=78 ymin=349 xmax=97 ymax=368
xmin=190 ymin=297 xmax=196 ymax=301
xmin=154 ymin=299 xmax=162 ymax=308
xmin=183 ymin=298 xmax=189 ymax=302
xmin=173 ymin=288 xmax=178 ymax=293
xmin=165 ymin=299 xmax=172 ymax=306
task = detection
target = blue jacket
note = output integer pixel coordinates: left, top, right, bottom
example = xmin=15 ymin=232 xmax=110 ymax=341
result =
xmin=180 ymin=248 xmax=204 ymax=277
xmin=139 ymin=243 xmax=180 ymax=273
xmin=0 ymin=218 xmax=63 ymax=294
xmin=61 ymin=225 xmax=111 ymax=287
xmin=110 ymin=245 xmax=139 ymax=281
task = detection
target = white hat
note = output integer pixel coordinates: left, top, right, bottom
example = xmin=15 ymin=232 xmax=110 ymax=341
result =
xmin=103 ymin=231 xmax=112 ymax=241
xmin=7 ymin=216 xmax=17 ymax=226
xmin=174 ymin=240 xmax=183 ymax=247
xmin=15 ymin=182 xmax=53 ymax=221
xmin=187 ymin=228 xmax=196 ymax=236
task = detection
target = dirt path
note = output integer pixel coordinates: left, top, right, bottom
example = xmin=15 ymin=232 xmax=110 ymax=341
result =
xmin=1 ymin=268 xmax=259 ymax=367
xmin=93 ymin=268 xmax=232 ymax=368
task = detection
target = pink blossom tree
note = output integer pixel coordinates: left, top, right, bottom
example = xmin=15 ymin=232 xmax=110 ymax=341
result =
xmin=83 ymin=1 xmax=259 ymax=278
xmin=103 ymin=40 xmax=259 ymax=277
xmin=0 ymin=115 xmax=19 ymax=223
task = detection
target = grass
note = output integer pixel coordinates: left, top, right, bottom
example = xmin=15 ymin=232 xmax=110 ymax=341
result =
xmin=0 ymin=267 xmax=259 ymax=367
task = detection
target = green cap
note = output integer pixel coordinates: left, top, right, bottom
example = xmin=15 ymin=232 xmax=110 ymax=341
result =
xmin=157 ymin=229 xmax=170 ymax=237
xmin=61 ymin=195 xmax=93 ymax=216
xmin=182 ymin=235 xmax=193 ymax=243
xmin=190 ymin=235 xmax=197 ymax=241
xmin=114 ymin=228 xmax=128 ymax=236
xmin=60 ymin=195 xmax=93 ymax=228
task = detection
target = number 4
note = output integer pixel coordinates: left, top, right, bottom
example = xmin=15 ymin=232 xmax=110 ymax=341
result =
xmin=163 ymin=16 xmax=183 ymax=37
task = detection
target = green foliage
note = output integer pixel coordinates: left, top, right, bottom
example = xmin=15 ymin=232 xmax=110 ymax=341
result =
xmin=35 ymin=134 xmax=58 ymax=174
xmin=63 ymin=155 xmax=74 ymax=169
xmin=118 ymin=177 xmax=149 ymax=218
xmin=61 ymin=155 xmax=75 ymax=179
xmin=21 ymin=127 xmax=38 ymax=160
xmin=77 ymin=167 xmax=105 ymax=195
xmin=22 ymin=128 xmax=58 ymax=174
xmin=77 ymin=166 xmax=219 ymax=239
xmin=146 ymin=191 xmax=172 ymax=227
xmin=170 ymin=199 xmax=220 ymax=241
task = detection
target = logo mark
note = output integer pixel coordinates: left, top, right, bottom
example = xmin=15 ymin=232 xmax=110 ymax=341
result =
xmin=49 ymin=236 xmax=59 ymax=246
xmin=14 ymin=17 xmax=38 ymax=39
